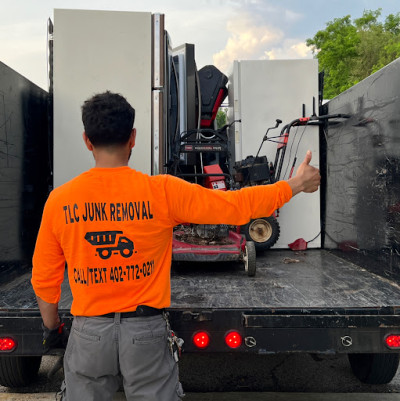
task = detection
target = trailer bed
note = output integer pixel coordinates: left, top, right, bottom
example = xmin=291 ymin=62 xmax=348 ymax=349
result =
xmin=1 ymin=250 xmax=400 ymax=312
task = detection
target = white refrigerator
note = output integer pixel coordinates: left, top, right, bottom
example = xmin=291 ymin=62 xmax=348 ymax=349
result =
xmin=52 ymin=9 xmax=170 ymax=186
xmin=229 ymin=60 xmax=321 ymax=248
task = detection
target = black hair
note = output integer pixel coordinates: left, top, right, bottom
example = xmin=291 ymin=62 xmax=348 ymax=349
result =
xmin=81 ymin=91 xmax=135 ymax=146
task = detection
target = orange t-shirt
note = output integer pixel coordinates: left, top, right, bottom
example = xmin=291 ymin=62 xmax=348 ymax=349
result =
xmin=31 ymin=167 xmax=292 ymax=316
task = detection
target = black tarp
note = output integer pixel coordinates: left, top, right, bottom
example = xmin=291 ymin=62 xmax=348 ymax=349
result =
xmin=0 ymin=62 xmax=50 ymax=283
xmin=323 ymin=57 xmax=400 ymax=280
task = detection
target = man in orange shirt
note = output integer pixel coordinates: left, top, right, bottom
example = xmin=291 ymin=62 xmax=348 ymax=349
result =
xmin=32 ymin=91 xmax=320 ymax=401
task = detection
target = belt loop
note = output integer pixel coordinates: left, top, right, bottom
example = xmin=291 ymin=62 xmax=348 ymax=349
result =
xmin=114 ymin=312 xmax=121 ymax=325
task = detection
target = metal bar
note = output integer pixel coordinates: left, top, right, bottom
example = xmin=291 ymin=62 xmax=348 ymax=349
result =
xmin=175 ymin=173 xmax=231 ymax=178
xmin=151 ymin=13 xmax=165 ymax=175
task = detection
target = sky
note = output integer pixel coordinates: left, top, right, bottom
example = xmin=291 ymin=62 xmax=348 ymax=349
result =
xmin=1 ymin=0 xmax=399 ymax=90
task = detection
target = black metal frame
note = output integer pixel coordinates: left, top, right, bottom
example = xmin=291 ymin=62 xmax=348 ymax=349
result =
xmin=2 ymin=307 xmax=399 ymax=356
xmin=168 ymin=308 xmax=400 ymax=354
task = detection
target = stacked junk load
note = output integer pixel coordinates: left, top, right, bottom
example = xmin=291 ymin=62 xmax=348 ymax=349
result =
xmin=169 ymin=65 xmax=256 ymax=275
xmin=169 ymin=64 xmax=280 ymax=276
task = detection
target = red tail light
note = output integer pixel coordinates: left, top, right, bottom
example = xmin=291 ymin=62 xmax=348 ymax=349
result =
xmin=193 ymin=331 xmax=210 ymax=349
xmin=0 ymin=337 xmax=17 ymax=352
xmin=225 ymin=331 xmax=242 ymax=349
xmin=385 ymin=335 xmax=400 ymax=349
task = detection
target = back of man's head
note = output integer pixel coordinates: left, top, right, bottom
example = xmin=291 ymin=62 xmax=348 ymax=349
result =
xmin=81 ymin=91 xmax=135 ymax=147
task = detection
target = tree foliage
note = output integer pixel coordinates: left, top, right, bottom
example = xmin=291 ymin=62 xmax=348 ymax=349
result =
xmin=216 ymin=108 xmax=227 ymax=128
xmin=307 ymin=9 xmax=400 ymax=98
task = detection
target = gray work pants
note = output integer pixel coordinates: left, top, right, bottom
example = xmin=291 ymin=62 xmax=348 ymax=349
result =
xmin=61 ymin=313 xmax=184 ymax=401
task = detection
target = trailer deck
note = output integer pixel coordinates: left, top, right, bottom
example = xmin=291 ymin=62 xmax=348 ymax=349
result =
xmin=170 ymin=250 xmax=400 ymax=310
xmin=1 ymin=250 xmax=400 ymax=312
xmin=1 ymin=249 xmax=400 ymax=358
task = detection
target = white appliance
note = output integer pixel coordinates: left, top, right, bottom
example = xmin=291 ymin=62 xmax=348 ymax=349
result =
xmin=229 ymin=60 xmax=321 ymax=248
xmin=52 ymin=9 xmax=170 ymax=186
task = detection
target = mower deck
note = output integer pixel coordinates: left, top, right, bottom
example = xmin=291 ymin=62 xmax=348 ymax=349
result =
xmin=172 ymin=229 xmax=245 ymax=262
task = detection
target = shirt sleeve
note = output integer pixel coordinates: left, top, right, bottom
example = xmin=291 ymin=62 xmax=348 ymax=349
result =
xmin=31 ymin=194 xmax=66 ymax=304
xmin=164 ymin=175 xmax=292 ymax=226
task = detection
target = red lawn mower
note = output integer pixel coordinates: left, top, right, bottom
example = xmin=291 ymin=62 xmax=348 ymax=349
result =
xmin=168 ymin=65 xmax=257 ymax=276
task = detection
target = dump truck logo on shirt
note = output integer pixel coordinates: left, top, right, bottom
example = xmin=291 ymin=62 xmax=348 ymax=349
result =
xmin=84 ymin=231 xmax=135 ymax=259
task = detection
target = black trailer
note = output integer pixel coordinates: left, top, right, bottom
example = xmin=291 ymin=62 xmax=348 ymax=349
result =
xmin=2 ymin=249 xmax=400 ymax=387
xmin=2 ymin=58 xmax=400 ymax=388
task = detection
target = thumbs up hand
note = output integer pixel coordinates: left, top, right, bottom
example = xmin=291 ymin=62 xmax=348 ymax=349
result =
xmin=287 ymin=150 xmax=321 ymax=196
xmin=302 ymin=149 xmax=312 ymax=166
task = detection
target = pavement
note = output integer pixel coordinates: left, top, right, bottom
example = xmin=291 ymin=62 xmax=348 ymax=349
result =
xmin=1 ymin=393 xmax=400 ymax=401
xmin=3 ymin=354 xmax=400 ymax=399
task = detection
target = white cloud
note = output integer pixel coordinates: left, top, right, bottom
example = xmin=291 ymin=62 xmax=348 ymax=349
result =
xmin=0 ymin=0 xmax=316 ymax=88
xmin=264 ymin=40 xmax=313 ymax=60
xmin=213 ymin=13 xmax=284 ymax=74
xmin=0 ymin=20 xmax=48 ymax=88
xmin=212 ymin=5 xmax=315 ymax=75
xmin=283 ymin=8 xmax=303 ymax=24
xmin=165 ymin=6 xmax=234 ymax=69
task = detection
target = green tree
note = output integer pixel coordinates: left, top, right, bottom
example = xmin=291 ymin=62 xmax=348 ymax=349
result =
xmin=216 ymin=108 xmax=227 ymax=128
xmin=307 ymin=9 xmax=400 ymax=99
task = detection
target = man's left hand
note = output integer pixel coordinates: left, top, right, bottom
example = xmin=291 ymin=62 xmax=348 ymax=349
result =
xmin=42 ymin=320 xmax=70 ymax=353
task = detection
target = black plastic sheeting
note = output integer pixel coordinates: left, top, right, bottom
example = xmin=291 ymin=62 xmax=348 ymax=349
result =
xmin=322 ymin=57 xmax=400 ymax=282
xmin=0 ymin=62 xmax=50 ymax=283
